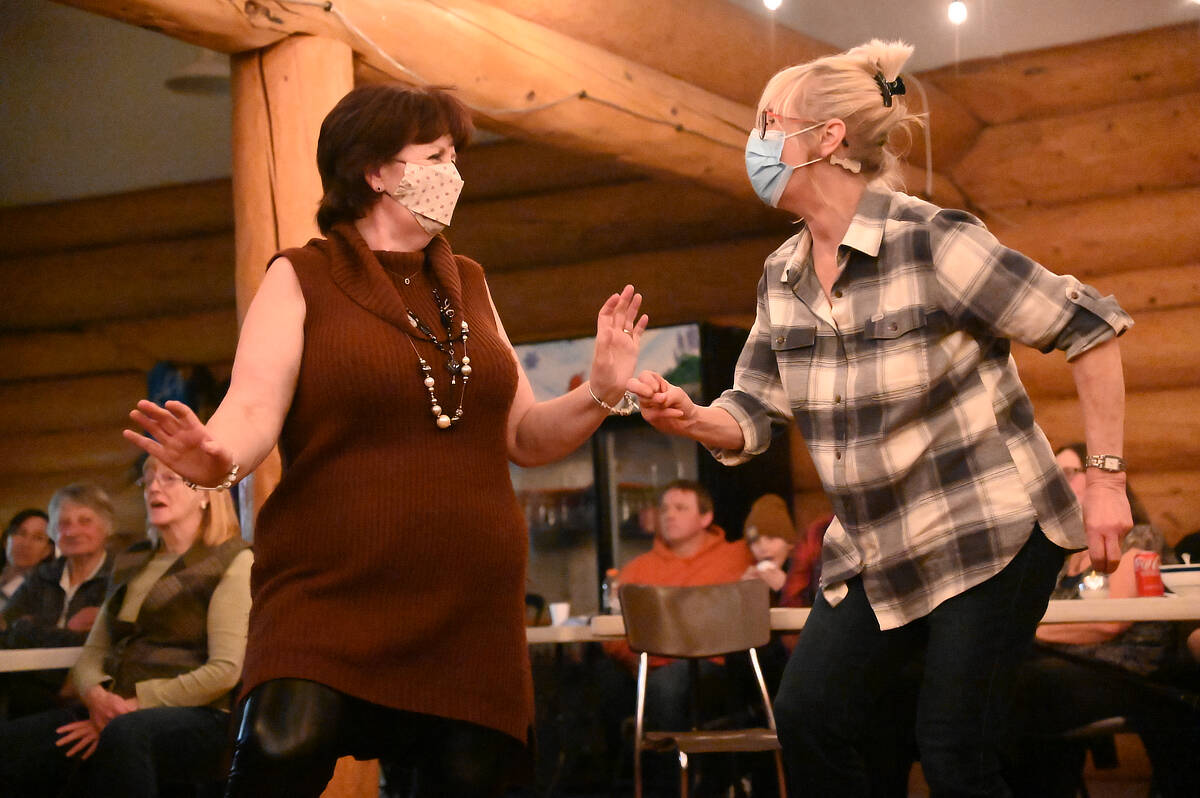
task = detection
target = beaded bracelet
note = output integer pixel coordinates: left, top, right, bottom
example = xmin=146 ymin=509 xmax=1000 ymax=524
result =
xmin=588 ymin=384 xmax=638 ymax=416
xmin=184 ymin=463 xmax=240 ymax=492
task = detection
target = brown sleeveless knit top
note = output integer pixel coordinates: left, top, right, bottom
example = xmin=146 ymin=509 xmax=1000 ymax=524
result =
xmin=241 ymin=224 xmax=531 ymax=743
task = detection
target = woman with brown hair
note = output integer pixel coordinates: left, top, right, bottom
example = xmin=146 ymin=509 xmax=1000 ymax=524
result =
xmin=125 ymin=84 xmax=647 ymax=796
xmin=0 ymin=457 xmax=250 ymax=797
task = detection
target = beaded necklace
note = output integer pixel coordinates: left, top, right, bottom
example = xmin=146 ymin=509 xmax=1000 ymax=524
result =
xmin=404 ymin=286 xmax=471 ymax=429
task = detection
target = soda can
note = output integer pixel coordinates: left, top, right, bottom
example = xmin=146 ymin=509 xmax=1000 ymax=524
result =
xmin=1133 ymin=551 xmax=1164 ymax=597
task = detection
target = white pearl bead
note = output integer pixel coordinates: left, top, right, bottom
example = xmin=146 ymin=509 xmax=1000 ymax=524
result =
xmin=431 ymin=405 xmax=442 ymax=416
xmin=460 ymin=364 xmax=472 ymax=376
xmin=461 ymin=356 xmax=470 ymax=365
xmin=424 ymin=376 xmax=435 ymax=388
xmin=436 ymin=414 xmax=452 ymax=429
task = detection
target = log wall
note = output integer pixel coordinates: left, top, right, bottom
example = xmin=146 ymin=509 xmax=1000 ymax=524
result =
xmin=1 ymin=24 xmax=1196 ymax=548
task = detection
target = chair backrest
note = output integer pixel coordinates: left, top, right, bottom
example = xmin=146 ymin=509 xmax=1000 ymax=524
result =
xmin=620 ymin=580 xmax=771 ymax=658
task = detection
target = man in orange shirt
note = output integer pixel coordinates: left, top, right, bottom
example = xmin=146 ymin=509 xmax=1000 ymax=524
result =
xmin=604 ymin=480 xmax=753 ymax=795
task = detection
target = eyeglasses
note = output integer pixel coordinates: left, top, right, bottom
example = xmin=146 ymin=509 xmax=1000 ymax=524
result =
xmin=10 ymin=529 xmax=51 ymax=544
xmin=136 ymin=471 xmax=185 ymax=489
xmin=755 ymin=110 xmax=822 ymax=139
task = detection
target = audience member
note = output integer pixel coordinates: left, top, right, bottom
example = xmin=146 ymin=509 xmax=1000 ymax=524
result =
xmin=740 ymin=494 xmax=796 ymax=600
xmin=603 ymin=479 xmax=753 ymax=796
xmin=1006 ymin=443 xmax=1199 ymax=798
xmin=0 ymin=484 xmax=115 ymax=719
xmin=0 ymin=457 xmax=252 ymax=798
xmin=1 ymin=510 xmax=54 ymax=611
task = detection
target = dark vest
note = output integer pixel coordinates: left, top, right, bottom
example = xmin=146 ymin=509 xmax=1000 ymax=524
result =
xmin=102 ymin=536 xmax=249 ymax=708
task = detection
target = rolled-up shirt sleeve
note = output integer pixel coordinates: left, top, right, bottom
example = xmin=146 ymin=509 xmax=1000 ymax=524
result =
xmin=929 ymin=208 xmax=1132 ymax=360
xmin=709 ymin=272 xmax=794 ymax=465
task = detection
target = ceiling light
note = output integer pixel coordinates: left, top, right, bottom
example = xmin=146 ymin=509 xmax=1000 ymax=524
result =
xmin=165 ymin=48 xmax=230 ymax=95
xmin=948 ymin=2 xmax=967 ymax=25
xmin=763 ymin=0 xmax=783 ymax=11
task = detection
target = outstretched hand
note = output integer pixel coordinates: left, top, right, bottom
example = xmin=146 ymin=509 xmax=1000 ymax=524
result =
xmin=627 ymin=370 xmax=697 ymax=436
xmin=122 ymin=400 xmax=234 ymax=488
xmin=588 ymin=285 xmax=649 ymax=403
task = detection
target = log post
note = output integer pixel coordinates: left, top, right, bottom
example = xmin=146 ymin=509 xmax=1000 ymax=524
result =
xmin=231 ymin=35 xmax=376 ymax=798
xmin=230 ymin=34 xmax=352 ymax=508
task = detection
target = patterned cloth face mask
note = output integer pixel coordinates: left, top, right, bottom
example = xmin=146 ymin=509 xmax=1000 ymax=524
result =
xmin=388 ymin=161 xmax=465 ymax=236
xmin=744 ymin=120 xmax=826 ymax=207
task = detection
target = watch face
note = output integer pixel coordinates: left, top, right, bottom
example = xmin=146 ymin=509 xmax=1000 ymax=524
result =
xmin=1103 ymin=456 xmax=1120 ymax=471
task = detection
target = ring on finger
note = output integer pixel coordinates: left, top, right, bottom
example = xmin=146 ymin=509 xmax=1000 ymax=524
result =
xmin=622 ymin=328 xmax=633 ymax=335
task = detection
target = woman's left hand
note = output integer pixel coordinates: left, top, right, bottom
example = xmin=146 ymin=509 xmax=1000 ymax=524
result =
xmin=588 ymin=285 xmax=648 ymax=404
xmin=55 ymin=719 xmax=102 ymax=759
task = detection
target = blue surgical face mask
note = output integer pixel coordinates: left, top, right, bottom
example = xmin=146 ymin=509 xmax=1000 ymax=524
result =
xmin=744 ymin=121 xmax=826 ymax=207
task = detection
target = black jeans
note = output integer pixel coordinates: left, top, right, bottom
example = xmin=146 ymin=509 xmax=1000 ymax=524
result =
xmin=224 ymin=678 xmax=525 ymax=798
xmin=0 ymin=703 xmax=228 ymax=798
xmin=774 ymin=525 xmax=1065 ymax=798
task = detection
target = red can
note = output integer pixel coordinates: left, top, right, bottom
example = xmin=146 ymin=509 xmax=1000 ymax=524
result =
xmin=1133 ymin=551 xmax=1165 ymax=597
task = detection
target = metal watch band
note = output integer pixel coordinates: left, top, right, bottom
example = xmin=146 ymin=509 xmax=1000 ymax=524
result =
xmin=1083 ymin=454 xmax=1126 ymax=473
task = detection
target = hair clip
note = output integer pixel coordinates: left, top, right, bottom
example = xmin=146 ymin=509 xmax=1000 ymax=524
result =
xmin=874 ymin=73 xmax=907 ymax=107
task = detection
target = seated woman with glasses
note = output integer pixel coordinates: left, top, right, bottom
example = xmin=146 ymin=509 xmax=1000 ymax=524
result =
xmin=0 ymin=457 xmax=252 ymax=798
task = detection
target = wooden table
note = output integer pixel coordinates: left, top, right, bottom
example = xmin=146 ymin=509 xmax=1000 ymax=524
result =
xmin=3 ymin=598 xmax=1198 ymax=670
xmin=525 ymin=596 xmax=1200 ymax=644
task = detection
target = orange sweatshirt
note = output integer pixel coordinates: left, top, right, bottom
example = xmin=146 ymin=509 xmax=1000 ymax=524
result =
xmin=604 ymin=526 xmax=753 ymax=672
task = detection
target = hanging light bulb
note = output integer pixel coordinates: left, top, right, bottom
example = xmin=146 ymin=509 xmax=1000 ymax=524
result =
xmin=948 ymin=1 xmax=967 ymax=25
xmin=763 ymin=0 xmax=783 ymax=11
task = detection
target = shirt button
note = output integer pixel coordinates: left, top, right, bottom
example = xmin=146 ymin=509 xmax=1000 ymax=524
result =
xmin=1069 ymin=291 xmax=1079 ymax=300
xmin=776 ymin=336 xmax=785 ymax=345
xmin=835 ymin=452 xmax=843 ymax=460
xmin=833 ymin=290 xmax=844 ymax=299
xmin=834 ymin=394 xmax=842 ymax=403
xmin=887 ymin=322 xmax=898 ymax=331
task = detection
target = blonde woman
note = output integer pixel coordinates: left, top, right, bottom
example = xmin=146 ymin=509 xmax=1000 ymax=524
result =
xmin=0 ymin=457 xmax=251 ymax=798
xmin=630 ymin=41 xmax=1133 ymax=796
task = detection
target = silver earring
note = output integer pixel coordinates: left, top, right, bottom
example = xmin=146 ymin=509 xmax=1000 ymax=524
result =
xmin=375 ymin=185 xmax=384 ymax=193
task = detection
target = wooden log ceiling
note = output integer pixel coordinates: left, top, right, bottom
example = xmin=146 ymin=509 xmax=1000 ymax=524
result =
xmin=6 ymin=7 xmax=1200 ymax=545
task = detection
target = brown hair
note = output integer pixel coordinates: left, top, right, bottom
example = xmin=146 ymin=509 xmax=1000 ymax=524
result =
xmin=315 ymin=85 xmax=474 ymax=233
xmin=660 ymin=479 xmax=714 ymax=516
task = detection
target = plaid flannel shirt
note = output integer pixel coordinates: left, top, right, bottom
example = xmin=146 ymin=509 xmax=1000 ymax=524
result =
xmin=711 ymin=187 xmax=1133 ymax=629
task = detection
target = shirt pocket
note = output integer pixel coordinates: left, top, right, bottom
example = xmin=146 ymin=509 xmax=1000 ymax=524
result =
xmin=863 ymin=308 xmax=932 ymax=407
xmin=770 ymin=325 xmax=817 ymax=408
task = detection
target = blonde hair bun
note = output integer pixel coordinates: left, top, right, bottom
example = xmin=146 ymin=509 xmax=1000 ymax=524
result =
xmin=846 ymin=39 xmax=914 ymax=83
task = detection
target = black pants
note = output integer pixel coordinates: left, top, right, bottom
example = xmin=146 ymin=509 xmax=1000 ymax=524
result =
xmin=774 ymin=525 xmax=1065 ymax=798
xmin=224 ymin=679 xmax=524 ymax=798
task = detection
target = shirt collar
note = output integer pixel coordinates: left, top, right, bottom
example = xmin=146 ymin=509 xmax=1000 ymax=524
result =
xmin=780 ymin=185 xmax=894 ymax=282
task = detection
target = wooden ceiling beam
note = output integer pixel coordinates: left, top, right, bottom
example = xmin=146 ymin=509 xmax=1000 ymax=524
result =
xmin=925 ymin=23 xmax=1200 ymax=126
xmin=954 ymin=92 xmax=1200 ymax=209
xmin=479 ymin=0 xmax=983 ymax=172
xmin=55 ymin=0 xmax=963 ymax=204
xmin=0 ymin=311 xmax=237 ymax=382
xmin=986 ymin=186 xmax=1200 ymax=279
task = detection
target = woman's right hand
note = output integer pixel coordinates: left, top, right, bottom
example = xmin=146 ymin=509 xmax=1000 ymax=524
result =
xmin=82 ymin=684 xmax=136 ymax=729
xmin=123 ymin=400 xmax=235 ymax=488
xmin=627 ymin=370 xmax=698 ymax=436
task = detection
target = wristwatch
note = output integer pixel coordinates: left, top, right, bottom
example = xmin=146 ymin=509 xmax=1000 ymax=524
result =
xmin=1083 ymin=454 xmax=1126 ymax=473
